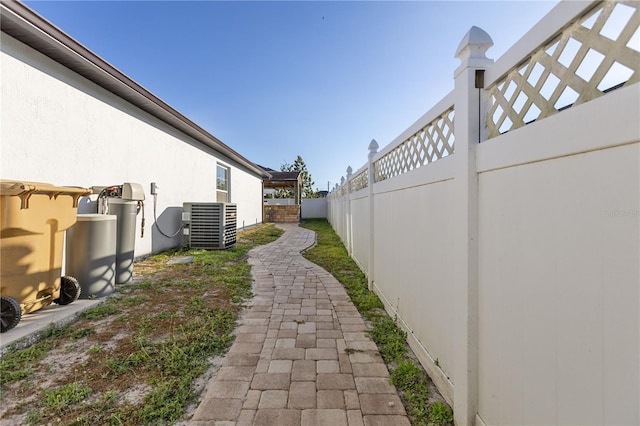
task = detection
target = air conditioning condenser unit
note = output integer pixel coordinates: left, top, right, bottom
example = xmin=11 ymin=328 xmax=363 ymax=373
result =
xmin=182 ymin=202 xmax=237 ymax=249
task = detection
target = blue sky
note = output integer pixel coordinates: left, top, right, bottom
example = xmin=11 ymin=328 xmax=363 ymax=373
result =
xmin=25 ymin=0 xmax=558 ymax=191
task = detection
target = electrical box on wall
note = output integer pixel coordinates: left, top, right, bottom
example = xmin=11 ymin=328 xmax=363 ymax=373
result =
xmin=182 ymin=202 xmax=237 ymax=249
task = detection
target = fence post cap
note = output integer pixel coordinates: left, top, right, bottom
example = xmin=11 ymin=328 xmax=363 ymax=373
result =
xmin=455 ymin=26 xmax=493 ymax=61
xmin=368 ymin=139 xmax=379 ymax=153
xmin=346 ymin=166 xmax=353 ymax=176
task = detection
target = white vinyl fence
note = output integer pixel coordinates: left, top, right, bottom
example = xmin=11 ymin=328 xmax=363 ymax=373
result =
xmin=327 ymin=1 xmax=639 ymax=425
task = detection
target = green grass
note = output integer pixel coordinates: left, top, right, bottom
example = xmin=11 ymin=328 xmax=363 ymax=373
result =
xmin=78 ymin=302 xmax=120 ymax=320
xmin=391 ymin=360 xmax=430 ymax=423
xmin=43 ymin=382 xmax=92 ymax=414
xmin=427 ymin=401 xmax=454 ymax=426
xmin=369 ymin=315 xmax=408 ymax=363
xmin=24 ymin=409 xmax=42 ymax=425
xmin=71 ymin=327 xmax=95 ymax=340
xmin=120 ymin=294 xmax=151 ymax=307
xmin=301 ymin=219 xmax=453 ymax=426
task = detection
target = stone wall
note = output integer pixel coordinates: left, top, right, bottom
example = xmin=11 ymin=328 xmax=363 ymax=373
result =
xmin=263 ymin=205 xmax=300 ymax=223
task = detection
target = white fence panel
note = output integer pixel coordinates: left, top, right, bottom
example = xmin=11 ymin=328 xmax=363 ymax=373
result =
xmin=301 ymin=198 xmax=327 ymax=219
xmin=477 ymin=86 xmax=639 ymax=425
xmin=373 ymin=177 xmax=456 ymax=388
xmin=350 ymin=191 xmax=370 ymax=274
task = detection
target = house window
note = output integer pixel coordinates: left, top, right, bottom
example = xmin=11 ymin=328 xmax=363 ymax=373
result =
xmin=216 ymin=164 xmax=229 ymax=202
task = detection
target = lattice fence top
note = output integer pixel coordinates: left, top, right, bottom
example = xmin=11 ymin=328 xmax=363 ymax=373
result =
xmin=374 ymin=107 xmax=455 ymax=183
xmin=487 ymin=1 xmax=639 ymax=138
xmin=350 ymin=169 xmax=368 ymax=192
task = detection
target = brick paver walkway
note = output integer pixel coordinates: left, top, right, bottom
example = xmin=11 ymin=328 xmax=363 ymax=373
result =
xmin=187 ymin=224 xmax=410 ymax=426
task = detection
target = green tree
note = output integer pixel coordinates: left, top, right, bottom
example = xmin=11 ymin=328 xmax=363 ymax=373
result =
xmin=277 ymin=156 xmax=318 ymax=198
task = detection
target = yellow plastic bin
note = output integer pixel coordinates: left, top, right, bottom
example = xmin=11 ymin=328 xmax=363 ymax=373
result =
xmin=0 ymin=180 xmax=91 ymax=333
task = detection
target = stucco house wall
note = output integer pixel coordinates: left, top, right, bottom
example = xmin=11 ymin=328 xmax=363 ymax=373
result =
xmin=0 ymin=2 xmax=268 ymax=257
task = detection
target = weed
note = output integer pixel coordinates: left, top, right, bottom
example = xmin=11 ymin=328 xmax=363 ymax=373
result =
xmin=185 ymin=296 xmax=208 ymax=316
xmin=115 ymin=314 xmax=131 ymax=323
xmin=136 ymin=316 xmax=156 ymax=335
xmin=102 ymin=390 xmax=119 ymax=405
xmin=428 ymin=401 xmax=454 ymax=425
xmin=132 ymin=334 xmax=152 ymax=350
xmin=153 ymin=311 xmax=176 ymax=321
xmin=390 ymin=360 xmax=431 ymax=423
xmin=121 ymin=294 xmax=150 ymax=307
xmin=24 ymin=409 xmax=41 ymax=425
xmin=344 ymin=348 xmax=364 ymax=355
xmin=369 ymin=316 xmax=407 ymax=362
xmin=79 ymin=303 xmax=120 ymax=320
xmin=105 ymin=348 xmax=149 ymax=375
xmin=71 ymin=327 xmax=95 ymax=340
xmin=0 ymin=360 xmax=33 ymax=384
xmin=147 ymin=249 xmax=182 ymax=263
xmin=43 ymin=382 xmax=92 ymax=414
xmin=104 ymin=357 xmax=129 ymax=375
xmin=0 ymin=342 xmax=54 ymax=384
xmin=391 ymin=360 xmax=427 ymax=392
xmin=134 ymin=280 xmax=154 ymax=290
xmin=138 ymin=379 xmax=191 ymax=424
xmin=391 ymin=361 xmax=434 ymax=423
xmin=218 ymin=271 xmax=252 ymax=303
xmin=42 ymin=324 xmax=73 ymax=339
